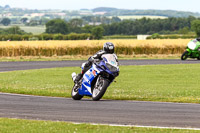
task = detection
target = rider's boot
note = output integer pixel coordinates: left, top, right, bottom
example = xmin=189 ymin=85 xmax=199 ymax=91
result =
xmin=73 ymin=61 xmax=91 ymax=84
xmin=71 ymin=72 xmax=77 ymax=82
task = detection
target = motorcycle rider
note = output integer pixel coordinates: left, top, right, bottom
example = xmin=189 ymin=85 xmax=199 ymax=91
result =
xmin=74 ymin=42 xmax=117 ymax=83
xmin=196 ymin=37 xmax=200 ymax=42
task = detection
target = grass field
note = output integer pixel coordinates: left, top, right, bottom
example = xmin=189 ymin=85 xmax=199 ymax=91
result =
xmin=0 ymin=118 xmax=198 ymax=133
xmin=19 ymin=26 xmax=45 ymax=34
xmin=0 ymin=25 xmax=45 ymax=34
xmin=0 ymin=54 xmax=181 ymax=62
xmin=0 ymin=64 xmax=200 ymax=103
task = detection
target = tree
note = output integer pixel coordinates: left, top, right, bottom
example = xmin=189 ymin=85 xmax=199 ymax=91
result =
xmin=1 ymin=18 xmax=11 ymax=26
xmin=4 ymin=5 xmax=10 ymax=9
xmin=92 ymin=26 xmax=105 ymax=40
xmin=68 ymin=18 xmax=83 ymax=33
xmin=191 ymin=20 xmax=200 ymax=37
xmin=151 ymin=33 xmax=161 ymax=39
xmin=178 ymin=27 xmax=189 ymax=34
xmin=45 ymin=19 xmax=69 ymax=34
xmin=6 ymin=26 xmax=27 ymax=35
xmin=26 ymin=20 xmax=39 ymax=26
xmin=21 ymin=18 xmax=28 ymax=24
xmin=82 ymin=24 xmax=94 ymax=33
xmin=111 ymin=17 xmax=121 ymax=23
xmin=0 ymin=26 xmax=28 ymax=35
xmin=39 ymin=18 xmax=50 ymax=25
xmin=69 ymin=18 xmax=83 ymax=27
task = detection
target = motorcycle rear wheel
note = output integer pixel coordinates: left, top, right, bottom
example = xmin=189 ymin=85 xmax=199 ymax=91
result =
xmin=92 ymin=76 xmax=110 ymax=101
xmin=181 ymin=51 xmax=189 ymax=60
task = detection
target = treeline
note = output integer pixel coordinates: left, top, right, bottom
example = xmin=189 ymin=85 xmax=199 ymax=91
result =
xmin=0 ymin=26 xmax=30 ymax=35
xmin=1 ymin=16 xmax=200 ymax=40
xmin=102 ymin=16 xmax=197 ymax=35
xmin=45 ymin=16 xmax=199 ymax=37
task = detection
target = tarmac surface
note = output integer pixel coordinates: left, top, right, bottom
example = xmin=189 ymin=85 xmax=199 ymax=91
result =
xmin=0 ymin=59 xmax=200 ymax=72
xmin=0 ymin=93 xmax=200 ymax=129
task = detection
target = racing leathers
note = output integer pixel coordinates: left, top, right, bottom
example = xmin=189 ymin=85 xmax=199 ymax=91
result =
xmin=74 ymin=50 xmax=118 ymax=83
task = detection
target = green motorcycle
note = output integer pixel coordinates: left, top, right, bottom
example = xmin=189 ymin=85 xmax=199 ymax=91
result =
xmin=181 ymin=39 xmax=200 ymax=60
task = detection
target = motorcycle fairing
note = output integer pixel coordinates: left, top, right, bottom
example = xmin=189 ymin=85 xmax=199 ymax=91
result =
xmin=78 ymin=64 xmax=101 ymax=96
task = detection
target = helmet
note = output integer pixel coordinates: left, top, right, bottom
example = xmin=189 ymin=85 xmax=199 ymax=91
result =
xmin=197 ymin=37 xmax=200 ymax=41
xmin=103 ymin=42 xmax=114 ymax=54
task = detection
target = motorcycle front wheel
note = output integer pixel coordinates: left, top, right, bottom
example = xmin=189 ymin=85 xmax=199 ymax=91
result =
xmin=92 ymin=76 xmax=110 ymax=101
xmin=71 ymin=84 xmax=83 ymax=100
xmin=181 ymin=51 xmax=189 ymax=60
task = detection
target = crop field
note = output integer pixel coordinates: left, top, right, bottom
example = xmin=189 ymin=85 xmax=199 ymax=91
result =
xmin=0 ymin=39 xmax=190 ymax=57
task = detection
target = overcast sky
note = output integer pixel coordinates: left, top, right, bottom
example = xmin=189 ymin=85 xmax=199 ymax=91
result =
xmin=0 ymin=0 xmax=200 ymax=13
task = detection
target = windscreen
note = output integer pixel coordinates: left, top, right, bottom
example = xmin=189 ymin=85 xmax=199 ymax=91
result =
xmin=188 ymin=41 xmax=197 ymax=50
xmin=102 ymin=54 xmax=118 ymax=67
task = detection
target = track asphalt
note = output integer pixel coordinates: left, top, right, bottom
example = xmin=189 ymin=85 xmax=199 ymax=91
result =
xmin=0 ymin=59 xmax=200 ymax=72
xmin=0 ymin=93 xmax=200 ymax=129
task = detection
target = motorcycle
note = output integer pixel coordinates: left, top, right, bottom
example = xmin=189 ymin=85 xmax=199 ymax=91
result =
xmin=181 ymin=39 xmax=200 ymax=60
xmin=71 ymin=54 xmax=119 ymax=101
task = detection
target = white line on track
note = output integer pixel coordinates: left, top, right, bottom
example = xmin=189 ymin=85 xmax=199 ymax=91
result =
xmin=73 ymin=122 xmax=200 ymax=131
xmin=0 ymin=92 xmax=199 ymax=105
xmin=0 ymin=92 xmax=67 ymax=99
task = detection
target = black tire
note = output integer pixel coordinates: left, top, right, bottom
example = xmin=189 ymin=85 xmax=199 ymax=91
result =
xmin=92 ymin=77 xmax=110 ymax=101
xmin=197 ymin=56 xmax=200 ymax=60
xmin=181 ymin=51 xmax=189 ymax=60
xmin=71 ymin=84 xmax=83 ymax=100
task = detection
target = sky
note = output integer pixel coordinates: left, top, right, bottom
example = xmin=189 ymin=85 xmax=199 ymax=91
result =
xmin=0 ymin=0 xmax=200 ymax=13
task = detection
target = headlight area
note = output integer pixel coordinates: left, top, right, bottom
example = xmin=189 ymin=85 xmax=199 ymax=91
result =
xmin=187 ymin=41 xmax=197 ymax=50
xmin=113 ymin=71 xmax=119 ymax=77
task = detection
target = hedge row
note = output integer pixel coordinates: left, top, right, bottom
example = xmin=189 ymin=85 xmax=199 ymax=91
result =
xmin=0 ymin=33 xmax=93 ymax=41
xmin=147 ymin=34 xmax=196 ymax=39
xmin=103 ymin=35 xmax=137 ymax=39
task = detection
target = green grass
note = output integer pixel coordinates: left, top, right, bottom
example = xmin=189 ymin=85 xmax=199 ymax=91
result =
xmin=0 ymin=25 xmax=45 ymax=34
xmin=0 ymin=64 xmax=200 ymax=103
xmin=0 ymin=118 xmax=198 ymax=133
xmin=19 ymin=26 xmax=45 ymax=34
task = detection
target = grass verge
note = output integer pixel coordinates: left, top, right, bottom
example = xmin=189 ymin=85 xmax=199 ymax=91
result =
xmin=0 ymin=64 xmax=200 ymax=103
xmin=0 ymin=118 xmax=199 ymax=133
xmin=0 ymin=54 xmax=181 ymax=62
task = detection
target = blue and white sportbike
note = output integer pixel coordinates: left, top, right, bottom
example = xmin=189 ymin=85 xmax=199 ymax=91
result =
xmin=71 ymin=54 xmax=119 ymax=101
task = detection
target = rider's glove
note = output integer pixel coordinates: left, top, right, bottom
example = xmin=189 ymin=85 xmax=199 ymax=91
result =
xmin=88 ymin=56 xmax=95 ymax=63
